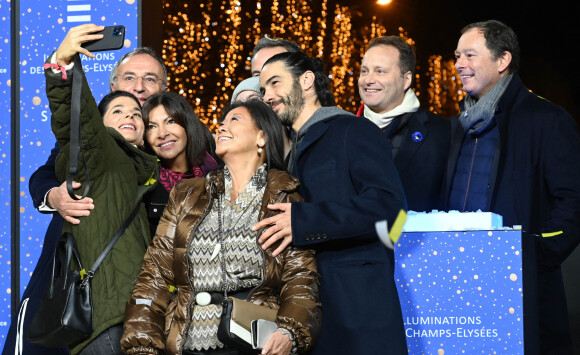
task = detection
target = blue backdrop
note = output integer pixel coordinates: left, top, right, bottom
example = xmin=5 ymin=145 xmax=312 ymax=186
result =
xmin=0 ymin=0 xmax=139 ymax=347
xmin=0 ymin=0 xmax=12 ymax=339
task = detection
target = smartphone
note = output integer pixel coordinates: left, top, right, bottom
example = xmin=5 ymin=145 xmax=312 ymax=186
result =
xmin=251 ymin=319 xmax=278 ymax=349
xmin=81 ymin=25 xmax=125 ymax=52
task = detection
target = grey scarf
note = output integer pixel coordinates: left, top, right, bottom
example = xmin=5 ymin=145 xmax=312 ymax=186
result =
xmin=460 ymin=73 xmax=513 ymax=135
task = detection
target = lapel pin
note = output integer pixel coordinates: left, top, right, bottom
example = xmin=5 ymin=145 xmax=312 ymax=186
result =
xmin=412 ymin=131 xmax=423 ymax=142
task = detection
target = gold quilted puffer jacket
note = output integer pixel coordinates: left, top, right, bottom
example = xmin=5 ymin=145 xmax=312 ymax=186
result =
xmin=121 ymin=169 xmax=321 ymax=354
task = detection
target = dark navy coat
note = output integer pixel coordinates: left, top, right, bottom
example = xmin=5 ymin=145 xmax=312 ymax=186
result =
xmin=2 ymin=143 xmax=68 ymax=355
xmin=443 ymin=74 xmax=580 ymax=354
xmin=360 ymin=108 xmax=450 ymax=212
xmin=290 ymin=113 xmax=408 ymax=354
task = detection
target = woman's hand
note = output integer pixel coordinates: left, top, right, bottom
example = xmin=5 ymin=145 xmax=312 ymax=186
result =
xmin=55 ymin=24 xmax=104 ymax=66
xmin=261 ymin=330 xmax=292 ymax=355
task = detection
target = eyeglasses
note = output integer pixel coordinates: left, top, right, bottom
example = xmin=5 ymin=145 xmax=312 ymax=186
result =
xmin=116 ymin=73 xmax=163 ymax=88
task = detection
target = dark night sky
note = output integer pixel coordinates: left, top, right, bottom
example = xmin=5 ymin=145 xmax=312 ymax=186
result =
xmin=347 ymin=0 xmax=580 ymax=119
xmin=145 ymin=1 xmax=579 ymax=119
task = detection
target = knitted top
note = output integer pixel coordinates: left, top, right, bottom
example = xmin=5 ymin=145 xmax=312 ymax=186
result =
xmin=183 ymin=165 xmax=267 ymax=350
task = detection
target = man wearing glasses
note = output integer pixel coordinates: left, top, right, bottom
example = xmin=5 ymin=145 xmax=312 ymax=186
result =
xmin=109 ymin=48 xmax=167 ymax=106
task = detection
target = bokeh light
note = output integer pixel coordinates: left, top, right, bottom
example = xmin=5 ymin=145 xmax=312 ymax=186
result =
xmin=162 ymin=0 xmax=463 ymax=131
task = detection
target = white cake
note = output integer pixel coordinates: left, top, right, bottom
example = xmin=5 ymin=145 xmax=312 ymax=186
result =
xmin=402 ymin=210 xmax=503 ymax=232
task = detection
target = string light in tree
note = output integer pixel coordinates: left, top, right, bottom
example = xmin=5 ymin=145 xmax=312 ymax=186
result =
xmin=315 ymin=0 xmax=328 ymax=56
xmin=329 ymin=5 xmax=354 ymax=108
xmin=162 ymin=0 xmax=463 ymax=132
xmin=426 ymin=55 xmax=464 ymax=114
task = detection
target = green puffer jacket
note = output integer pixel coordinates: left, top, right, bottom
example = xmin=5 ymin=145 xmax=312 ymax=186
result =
xmin=45 ymin=58 xmax=158 ymax=354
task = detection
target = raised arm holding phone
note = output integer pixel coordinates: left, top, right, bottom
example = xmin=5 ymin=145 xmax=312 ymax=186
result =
xmin=1 ymin=24 xmax=160 ymax=355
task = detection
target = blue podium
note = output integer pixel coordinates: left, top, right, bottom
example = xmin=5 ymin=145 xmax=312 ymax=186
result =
xmin=395 ymin=228 xmax=524 ymax=354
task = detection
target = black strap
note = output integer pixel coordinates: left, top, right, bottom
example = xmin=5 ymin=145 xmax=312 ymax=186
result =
xmin=64 ymin=54 xmax=140 ymax=286
xmin=207 ymin=288 xmax=252 ymax=305
xmin=80 ymin=202 xmax=141 ymax=287
xmin=66 ymin=54 xmax=90 ymax=200
xmin=49 ymin=232 xmax=83 ymax=298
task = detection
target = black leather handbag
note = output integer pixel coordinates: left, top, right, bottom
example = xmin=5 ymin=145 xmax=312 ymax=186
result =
xmin=26 ymin=232 xmax=93 ymax=347
xmin=26 ymin=196 xmax=141 ymax=348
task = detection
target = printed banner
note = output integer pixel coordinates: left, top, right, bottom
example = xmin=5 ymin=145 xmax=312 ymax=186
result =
xmin=395 ymin=229 xmax=524 ymax=354
xmin=0 ymin=0 xmax=12 ymax=338
xmin=0 ymin=0 xmax=139 ymax=347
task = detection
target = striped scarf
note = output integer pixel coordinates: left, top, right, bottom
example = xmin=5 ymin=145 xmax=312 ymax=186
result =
xmin=460 ymin=74 xmax=513 ymax=135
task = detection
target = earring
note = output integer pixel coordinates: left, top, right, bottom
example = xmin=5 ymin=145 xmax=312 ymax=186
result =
xmin=258 ymin=147 xmax=263 ymax=154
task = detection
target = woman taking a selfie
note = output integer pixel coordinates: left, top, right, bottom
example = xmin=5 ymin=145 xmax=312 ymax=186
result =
xmin=42 ymin=24 xmax=158 ymax=354
xmin=121 ymin=100 xmax=321 ymax=355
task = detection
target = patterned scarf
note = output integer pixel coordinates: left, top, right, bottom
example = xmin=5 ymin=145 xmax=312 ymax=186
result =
xmin=459 ymin=74 xmax=513 ymax=135
xmin=158 ymin=153 xmax=219 ymax=191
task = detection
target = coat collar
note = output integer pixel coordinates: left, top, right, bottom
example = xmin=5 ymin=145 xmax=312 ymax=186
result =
xmin=204 ymin=168 xmax=300 ymax=229
xmin=205 ymin=168 xmax=299 ymax=200
xmin=391 ymin=110 xmax=431 ymax=174
xmin=107 ymin=126 xmax=159 ymax=187
xmin=289 ymin=107 xmax=352 ymax=176
xmin=444 ymin=73 xmax=525 ymax=210
xmin=294 ymin=120 xmax=331 ymax=168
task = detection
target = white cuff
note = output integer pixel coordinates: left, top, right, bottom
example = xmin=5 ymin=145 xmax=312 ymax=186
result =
xmin=38 ymin=187 xmax=57 ymax=212
xmin=375 ymin=220 xmax=394 ymax=249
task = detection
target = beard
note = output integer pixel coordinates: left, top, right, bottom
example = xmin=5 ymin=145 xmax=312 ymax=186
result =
xmin=272 ymin=79 xmax=305 ymax=127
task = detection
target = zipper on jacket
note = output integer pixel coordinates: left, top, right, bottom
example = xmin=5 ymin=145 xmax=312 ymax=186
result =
xmin=247 ymin=224 xmax=269 ymax=302
xmin=462 ymin=137 xmax=478 ymax=212
xmin=247 ymin=191 xmax=287 ymax=301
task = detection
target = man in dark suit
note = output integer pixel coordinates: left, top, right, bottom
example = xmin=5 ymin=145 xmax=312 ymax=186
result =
xmin=357 ymin=36 xmax=450 ymax=212
xmin=254 ymin=51 xmax=408 ymax=354
xmin=445 ymin=20 xmax=580 ymax=354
